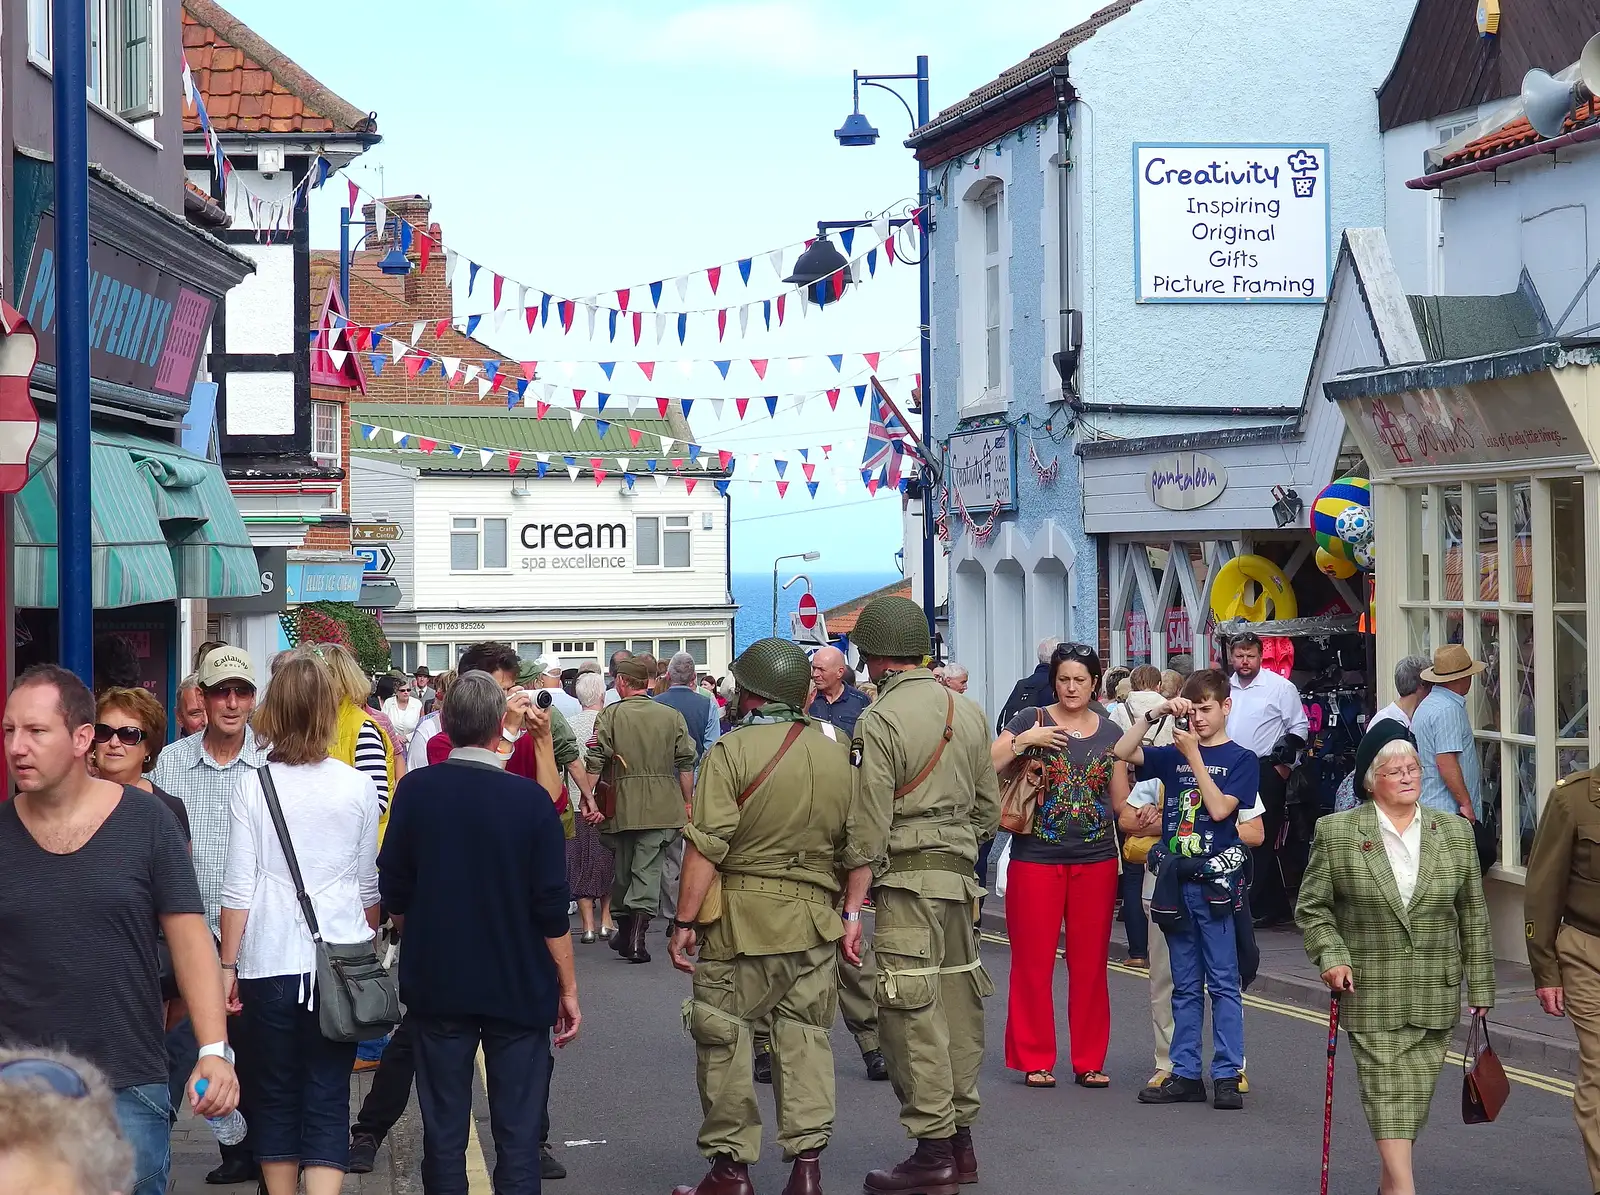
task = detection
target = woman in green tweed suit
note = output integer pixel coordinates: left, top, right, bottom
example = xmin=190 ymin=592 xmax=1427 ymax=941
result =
xmin=1297 ymin=738 xmax=1494 ymax=1195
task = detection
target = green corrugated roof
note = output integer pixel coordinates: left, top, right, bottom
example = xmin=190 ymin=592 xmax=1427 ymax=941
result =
xmin=350 ymin=403 xmax=726 ymax=475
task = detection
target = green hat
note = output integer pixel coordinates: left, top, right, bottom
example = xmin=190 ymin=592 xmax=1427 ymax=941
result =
xmin=852 ymin=595 xmax=932 ymax=660
xmin=516 ymin=657 xmax=540 ymax=685
xmin=731 ymin=638 xmax=812 ymax=710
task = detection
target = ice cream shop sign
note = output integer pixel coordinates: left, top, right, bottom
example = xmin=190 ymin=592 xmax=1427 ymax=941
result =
xmin=1147 ymin=452 xmax=1228 ymax=511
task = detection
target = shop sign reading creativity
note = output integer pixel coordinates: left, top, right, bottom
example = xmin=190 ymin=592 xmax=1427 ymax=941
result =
xmin=1349 ymin=382 xmax=1584 ymax=473
xmin=1133 ymin=143 xmax=1331 ymax=303
xmin=519 ymin=520 xmax=629 ymax=571
xmin=946 ymin=425 xmax=1017 ymax=513
xmin=1147 ymin=451 xmax=1228 ymax=510
xmin=19 ymin=214 xmax=216 ymax=396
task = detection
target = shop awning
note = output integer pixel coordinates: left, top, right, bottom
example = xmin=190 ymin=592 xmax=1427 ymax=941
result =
xmin=13 ymin=422 xmax=260 ymax=609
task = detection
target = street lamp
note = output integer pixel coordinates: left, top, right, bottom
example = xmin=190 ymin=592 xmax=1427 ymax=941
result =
xmin=832 ymin=55 xmax=937 ymax=639
xmin=339 ymin=206 xmax=413 ymax=310
xmin=772 ymin=551 xmax=821 ymax=636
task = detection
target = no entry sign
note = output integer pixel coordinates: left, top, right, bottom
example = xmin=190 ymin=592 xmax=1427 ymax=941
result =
xmin=797 ymin=591 xmax=819 ymax=630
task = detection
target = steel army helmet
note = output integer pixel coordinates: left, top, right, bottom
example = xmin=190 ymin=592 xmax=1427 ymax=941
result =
xmin=731 ymin=637 xmax=813 ymax=710
xmin=852 ymin=595 xmax=932 ymax=661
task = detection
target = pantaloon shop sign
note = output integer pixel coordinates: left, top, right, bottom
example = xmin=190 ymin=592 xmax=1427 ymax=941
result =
xmin=1134 ymin=144 xmax=1330 ymax=304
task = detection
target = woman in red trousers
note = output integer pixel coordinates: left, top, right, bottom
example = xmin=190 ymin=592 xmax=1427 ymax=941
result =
xmin=992 ymin=642 xmax=1130 ymax=1089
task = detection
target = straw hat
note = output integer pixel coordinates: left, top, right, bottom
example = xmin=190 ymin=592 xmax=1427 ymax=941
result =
xmin=1420 ymin=644 xmax=1486 ymax=684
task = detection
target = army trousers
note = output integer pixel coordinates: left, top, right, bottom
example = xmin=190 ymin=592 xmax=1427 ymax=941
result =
xmin=684 ymin=942 xmax=840 ymax=1163
xmin=603 ymin=828 xmax=678 ymax=917
xmin=872 ymin=887 xmax=993 ymax=1140
xmin=755 ymin=942 xmax=878 ymax=1057
xmin=1559 ymin=924 xmax=1600 ymax=1191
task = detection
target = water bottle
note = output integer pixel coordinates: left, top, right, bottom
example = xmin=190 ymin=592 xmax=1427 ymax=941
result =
xmin=193 ymin=1078 xmax=248 ymax=1146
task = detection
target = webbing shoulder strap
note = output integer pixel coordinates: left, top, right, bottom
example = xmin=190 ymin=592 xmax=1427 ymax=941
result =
xmin=894 ymin=691 xmax=956 ymax=800
xmin=736 ymin=721 xmax=806 ymax=808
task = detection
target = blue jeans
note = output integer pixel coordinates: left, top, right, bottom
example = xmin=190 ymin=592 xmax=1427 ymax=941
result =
xmin=1119 ymin=863 xmax=1149 ymax=959
xmin=1164 ymin=883 xmax=1244 ymax=1081
xmin=239 ymin=975 xmax=357 ymax=1169
xmin=413 ymin=1016 xmax=552 ymax=1195
xmin=114 ymin=1083 xmax=172 ymax=1195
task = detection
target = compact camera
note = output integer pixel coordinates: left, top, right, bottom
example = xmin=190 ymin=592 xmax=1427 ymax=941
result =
xmin=1174 ymin=715 xmax=1190 ymax=732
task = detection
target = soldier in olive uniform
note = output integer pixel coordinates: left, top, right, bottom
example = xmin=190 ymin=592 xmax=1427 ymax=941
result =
xmin=1525 ymin=767 xmax=1600 ymax=1194
xmin=839 ymin=596 xmax=1000 ymax=1195
xmin=582 ymin=656 xmax=696 ymax=963
xmin=667 ymin=638 xmax=855 ymax=1195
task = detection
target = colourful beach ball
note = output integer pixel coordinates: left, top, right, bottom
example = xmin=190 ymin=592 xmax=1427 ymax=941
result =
xmin=1316 ymin=547 xmax=1358 ymax=580
xmin=1335 ymin=505 xmax=1372 ymax=545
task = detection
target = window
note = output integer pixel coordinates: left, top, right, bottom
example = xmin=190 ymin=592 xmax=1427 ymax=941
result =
xmin=450 ymin=516 xmax=508 ymax=571
xmin=517 ymin=642 xmax=545 ymax=662
xmin=687 ymin=639 xmax=709 ymax=667
xmin=983 ymin=191 xmax=1002 ymax=392
xmin=631 ymin=640 xmax=653 ymax=656
xmin=30 ymin=0 xmax=159 ymax=121
xmin=1398 ymin=476 xmax=1588 ymax=875
xmin=426 ymin=644 xmax=450 ymax=671
xmin=604 ymin=640 xmax=628 ymax=661
xmin=1436 ymin=118 xmax=1477 ymax=148
xmin=635 ymin=515 xmax=692 ymax=569
xmin=552 ymin=641 xmax=596 ymax=655
xmin=658 ymin=639 xmax=682 ymax=658
xmin=311 ymin=401 xmax=340 ymax=466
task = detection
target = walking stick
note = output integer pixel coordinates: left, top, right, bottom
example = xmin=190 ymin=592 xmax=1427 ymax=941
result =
xmin=1320 ymin=993 xmax=1340 ymax=1195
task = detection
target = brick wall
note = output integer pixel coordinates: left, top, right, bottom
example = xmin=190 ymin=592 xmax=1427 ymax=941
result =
xmin=300 ymin=520 xmax=352 ymax=551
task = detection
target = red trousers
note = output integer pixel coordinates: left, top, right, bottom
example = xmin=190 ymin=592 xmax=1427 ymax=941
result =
xmin=1003 ymin=857 xmax=1118 ymax=1075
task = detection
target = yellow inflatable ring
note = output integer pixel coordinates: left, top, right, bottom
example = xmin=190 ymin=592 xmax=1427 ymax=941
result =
xmin=1210 ymin=554 xmax=1299 ymax=623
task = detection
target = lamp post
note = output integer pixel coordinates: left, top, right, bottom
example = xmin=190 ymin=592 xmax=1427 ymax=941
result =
xmin=339 ymin=207 xmax=413 ymax=311
xmin=772 ymin=551 xmax=821 ymax=636
xmin=53 ymin=0 xmax=92 ymax=681
xmin=831 ymin=56 xmax=936 ymax=639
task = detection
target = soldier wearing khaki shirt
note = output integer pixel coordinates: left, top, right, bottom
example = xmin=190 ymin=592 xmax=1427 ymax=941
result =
xmin=1525 ymin=767 xmax=1600 ymax=1194
xmin=582 ymin=656 xmax=695 ymax=963
xmin=839 ymin=596 xmax=1000 ymax=1195
xmin=667 ymin=638 xmax=853 ymax=1195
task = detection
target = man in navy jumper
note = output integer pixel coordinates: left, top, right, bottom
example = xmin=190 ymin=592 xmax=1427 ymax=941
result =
xmin=379 ymin=671 xmax=581 ymax=1194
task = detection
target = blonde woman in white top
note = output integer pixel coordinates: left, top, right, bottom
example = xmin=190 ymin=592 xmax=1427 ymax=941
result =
xmin=219 ymin=649 xmax=380 ymax=1195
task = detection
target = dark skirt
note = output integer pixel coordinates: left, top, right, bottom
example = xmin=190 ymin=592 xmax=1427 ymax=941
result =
xmin=566 ymin=816 xmax=615 ymax=899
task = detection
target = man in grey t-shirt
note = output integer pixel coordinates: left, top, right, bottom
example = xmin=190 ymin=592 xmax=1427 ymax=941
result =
xmin=0 ymin=665 xmax=239 ymax=1195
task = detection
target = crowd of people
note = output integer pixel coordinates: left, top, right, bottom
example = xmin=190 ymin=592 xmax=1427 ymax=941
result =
xmin=12 ymin=616 xmax=1600 ymax=1195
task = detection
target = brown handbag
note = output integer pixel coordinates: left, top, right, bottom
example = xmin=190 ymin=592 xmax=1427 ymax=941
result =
xmin=1461 ymin=1012 xmax=1510 ymax=1124
xmin=697 ymin=722 xmax=807 ymax=926
xmin=998 ymin=708 xmax=1046 ymax=835
xmin=593 ymin=753 xmax=624 ymax=821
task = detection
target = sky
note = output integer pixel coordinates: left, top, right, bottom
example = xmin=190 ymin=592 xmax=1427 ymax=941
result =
xmin=222 ymin=0 xmax=1099 ymax=572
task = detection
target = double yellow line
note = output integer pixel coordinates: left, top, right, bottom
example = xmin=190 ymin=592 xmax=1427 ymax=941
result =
xmin=982 ymin=931 xmax=1577 ymax=1098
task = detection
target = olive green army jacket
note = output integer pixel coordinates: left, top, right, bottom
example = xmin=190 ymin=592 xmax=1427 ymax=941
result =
xmin=842 ymin=668 xmax=1000 ymax=900
xmin=684 ymin=706 xmax=854 ymax=961
xmin=584 ymin=694 xmax=695 ymax=832
xmin=1525 ymin=769 xmax=1600 ymax=989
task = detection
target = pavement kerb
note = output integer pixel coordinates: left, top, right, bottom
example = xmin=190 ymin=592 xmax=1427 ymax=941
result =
xmin=974 ymin=906 xmax=1581 ymax=1081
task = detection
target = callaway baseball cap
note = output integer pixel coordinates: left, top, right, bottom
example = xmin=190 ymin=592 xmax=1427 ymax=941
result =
xmin=198 ymin=645 xmax=256 ymax=689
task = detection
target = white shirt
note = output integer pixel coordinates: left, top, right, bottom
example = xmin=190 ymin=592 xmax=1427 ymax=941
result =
xmin=408 ymin=712 xmax=443 ymax=771
xmin=383 ymin=695 xmax=422 ymax=739
xmin=221 ymin=759 xmax=381 ymax=990
xmin=603 ymin=686 xmax=622 ymax=706
xmin=1227 ymin=668 xmax=1310 ymax=757
xmin=1376 ymin=805 xmax=1423 ymax=907
xmin=1368 ymin=701 xmax=1412 ymax=732
xmin=545 ymin=687 xmax=582 ymax=718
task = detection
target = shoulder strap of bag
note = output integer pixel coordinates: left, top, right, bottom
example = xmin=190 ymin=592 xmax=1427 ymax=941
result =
xmin=895 ymin=691 xmax=956 ymax=800
xmin=257 ymin=764 xmax=323 ymax=944
xmin=736 ymin=721 xmax=806 ymax=808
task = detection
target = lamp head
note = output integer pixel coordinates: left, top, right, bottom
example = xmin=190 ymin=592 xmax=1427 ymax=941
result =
xmin=784 ymin=236 xmax=853 ymax=305
xmin=377 ymin=244 xmax=413 ymax=277
xmin=802 ymin=550 xmax=821 ymax=561
xmin=835 ymin=111 xmax=880 ymax=147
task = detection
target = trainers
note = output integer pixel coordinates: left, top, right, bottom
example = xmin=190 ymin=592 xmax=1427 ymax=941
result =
xmin=1137 ymin=1075 xmax=1207 ymax=1104
xmin=348 ymin=1134 xmax=379 ymax=1175
xmin=1145 ymin=1069 xmax=1171 ymax=1090
xmin=540 ymin=1143 xmax=567 ymax=1180
xmin=1213 ymin=1078 xmax=1244 ymax=1110
xmin=1236 ymin=1069 xmax=1250 ymax=1094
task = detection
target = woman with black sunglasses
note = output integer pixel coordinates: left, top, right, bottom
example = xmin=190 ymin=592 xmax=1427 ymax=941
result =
xmin=93 ymin=688 xmax=190 ymax=845
xmin=991 ymin=643 xmax=1130 ymax=1090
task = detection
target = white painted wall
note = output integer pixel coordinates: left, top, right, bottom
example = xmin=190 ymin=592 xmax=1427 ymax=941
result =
xmin=349 ymin=456 xmax=418 ymax=610
xmin=225 ymin=244 xmax=296 ymax=354
xmin=224 ymin=372 xmax=295 ymax=436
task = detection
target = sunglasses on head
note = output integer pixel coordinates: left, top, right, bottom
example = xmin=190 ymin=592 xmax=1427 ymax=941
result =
xmin=1055 ymin=643 xmax=1098 ymax=662
xmin=0 ymin=1057 xmax=90 ymax=1099
xmin=93 ymin=723 xmax=147 ymax=746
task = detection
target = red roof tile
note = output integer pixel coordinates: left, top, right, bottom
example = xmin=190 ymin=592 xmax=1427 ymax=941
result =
xmin=181 ymin=0 xmax=375 ymax=136
xmin=1441 ymin=94 xmax=1600 ymax=167
xmin=823 ymin=579 xmax=914 ymax=636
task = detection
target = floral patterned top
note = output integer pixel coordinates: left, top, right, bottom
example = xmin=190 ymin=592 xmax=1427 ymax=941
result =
xmin=1003 ymin=709 xmax=1121 ymax=864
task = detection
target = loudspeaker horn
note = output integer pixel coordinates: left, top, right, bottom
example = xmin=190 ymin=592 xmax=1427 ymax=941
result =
xmin=1579 ymin=31 xmax=1600 ymax=99
xmin=1523 ymin=68 xmax=1578 ymax=140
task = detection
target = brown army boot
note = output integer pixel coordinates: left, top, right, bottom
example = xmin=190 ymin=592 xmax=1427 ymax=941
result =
xmin=951 ymin=1127 xmax=978 ymax=1185
xmin=670 ymin=1157 xmax=754 ymax=1195
xmin=780 ymin=1148 xmax=822 ymax=1195
xmin=610 ymin=913 xmax=633 ymax=954
xmin=625 ymin=915 xmax=653 ymax=963
xmin=863 ymin=1138 xmax=959 ymax=1195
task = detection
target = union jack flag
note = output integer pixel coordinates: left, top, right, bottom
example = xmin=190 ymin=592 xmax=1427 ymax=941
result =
xmin=861 ymin=386 xmax=913 ymax=487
